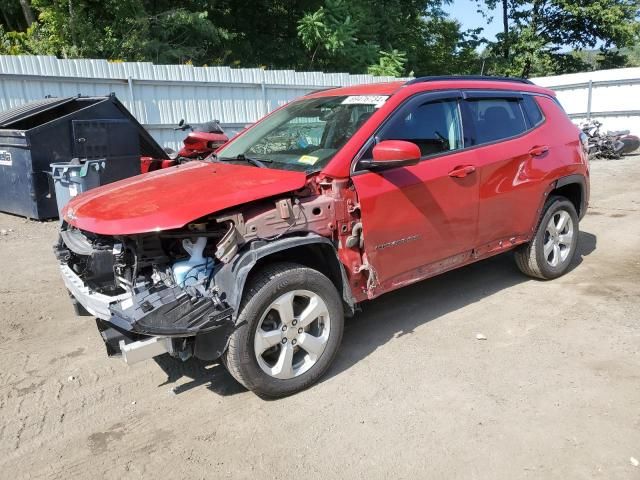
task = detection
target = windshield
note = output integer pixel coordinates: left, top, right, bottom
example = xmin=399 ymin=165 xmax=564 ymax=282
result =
xmin=215 ymin=95 xmax=387 ymax=172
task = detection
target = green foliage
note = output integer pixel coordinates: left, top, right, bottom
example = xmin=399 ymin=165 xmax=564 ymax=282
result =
xmin=0 ymin=0 xmax=638 ymax=78
xmin=477 ymin=0 xmax=640 ymax=77
xmin=623 ymin=45 xmax=640 ymax=66
xmin=145 ymin=9 xmax=231 ymax=64
xmin=415 ymin=17 xmax=485 ymax=75
xmin=297 ymin=1 xmax=359 ymax=69
xmin=0 ymin=0 xmax=230 ymax=63
xmin=295 ymin=0 xmax=485 ymax=76
xmin=368 ymin=49 xmax=408 ymax=77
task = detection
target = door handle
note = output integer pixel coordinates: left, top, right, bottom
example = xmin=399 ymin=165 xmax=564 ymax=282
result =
xmin=448 ymin=165 xmax=476 ymax=178
xmin=529 ymin=145 xmax=549 ymax=157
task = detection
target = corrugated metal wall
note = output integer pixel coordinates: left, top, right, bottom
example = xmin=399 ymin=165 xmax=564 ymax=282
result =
xmin=532 ymin=67 xmax=640 ymax=135
xmin=1 ymin=56 xmax=639 ymax=149
xmin=0 ymin=55 xmax=408 ymax=149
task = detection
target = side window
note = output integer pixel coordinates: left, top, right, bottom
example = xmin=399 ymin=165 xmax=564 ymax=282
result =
xmin=466 ymin=98 xmax=528 ymax=145
xmin=372 ymin=99 xmax=463 ymax=158
xmin=522 ymin=95 xmax=545 ymax=127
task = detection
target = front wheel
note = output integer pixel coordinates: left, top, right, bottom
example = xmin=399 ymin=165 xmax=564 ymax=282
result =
xmin=224 ymin=262 xmax=344 ymax=398
xmin=515 ymin=196 xmax=579 ymax=280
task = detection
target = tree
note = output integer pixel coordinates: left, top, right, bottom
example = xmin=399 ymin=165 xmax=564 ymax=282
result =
xmin=478 ymin=0 xmax=640 ymax=77
xmin=2 ymin=0 xmax=635 ymax=78
xmin=367 ymin=49 xmax=408 ymax=77
xmin=296 ymin=0 xmax=477 ymax=76
xmin=19 ymin=0 xmax=35 ymax=26
xmin=297 ymin=1 xmax=358 ymax=70
xmin=207 ymin=0 xmax=321 ymax=69
xmin=413 ymin=17 xmax=485 ymax=75
xmin=0 ymin=0 xmax=232 ymax=64
xmin=144 ymin=9 xmax=231 ymax=65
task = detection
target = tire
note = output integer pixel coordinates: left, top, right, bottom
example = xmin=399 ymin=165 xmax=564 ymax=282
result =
xmin=224 ymin=262 xmax=344 ymax=398
xmin=515 ymin=196 xmax=579 ymax=280
xmin=621 ymin=136 xmax=640 ymax=155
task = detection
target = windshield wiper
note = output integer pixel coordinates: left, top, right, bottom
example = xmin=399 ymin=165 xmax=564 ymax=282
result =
xmin=217 ymin=153 xmax=272 ymax=169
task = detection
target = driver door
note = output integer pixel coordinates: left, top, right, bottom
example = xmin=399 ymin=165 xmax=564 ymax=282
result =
xmin=351 ymin=91 xmax=480 ymax=293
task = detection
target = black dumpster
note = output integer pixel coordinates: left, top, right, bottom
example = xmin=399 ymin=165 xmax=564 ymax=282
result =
xmin=0 ymin=94 xmax=168 ymax=219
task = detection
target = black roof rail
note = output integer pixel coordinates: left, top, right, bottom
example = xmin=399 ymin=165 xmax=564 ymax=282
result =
xmin=405 ymin=75 xmax=533 ymax=85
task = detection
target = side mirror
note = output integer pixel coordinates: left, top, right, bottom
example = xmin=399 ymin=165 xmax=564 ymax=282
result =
xmin=178 ymin=119 xmax=185 ymax=127
xmin=360 ymin=140 xmax=421 ymax=170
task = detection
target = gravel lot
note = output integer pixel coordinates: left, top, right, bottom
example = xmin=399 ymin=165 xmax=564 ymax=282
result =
xmin=1 ymin=157 xmax=639 ymax=479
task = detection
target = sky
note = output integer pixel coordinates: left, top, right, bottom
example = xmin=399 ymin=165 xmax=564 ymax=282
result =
xmin=444 ymin=0 xmax=502 ymax=41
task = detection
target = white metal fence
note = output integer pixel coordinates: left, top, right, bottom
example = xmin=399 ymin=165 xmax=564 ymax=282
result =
xmin=0 ymin=55 xmax=407 ymax=149
xmin=532 ymin=67 xmax=640 ymax=135
xmin=0 ymin=55 xmax=638 ymax=149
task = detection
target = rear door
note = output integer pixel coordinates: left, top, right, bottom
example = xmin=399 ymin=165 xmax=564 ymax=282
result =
xmin=351 ymin=91 xmax=480 ymax=292
xmin=462 ymin=92 xmax=548 ymax=249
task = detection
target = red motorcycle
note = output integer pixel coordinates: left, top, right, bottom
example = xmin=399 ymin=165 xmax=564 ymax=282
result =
xmin=141 ymin=119 xmax=229 ymax=173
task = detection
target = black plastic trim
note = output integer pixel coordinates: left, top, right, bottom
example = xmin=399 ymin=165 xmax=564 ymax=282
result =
xmin=406 ymin=75 xmax=533 ymax=86
xmin=213 ymin=233 xmax=355 ymax=318
xmin=463 ymin=90 xmax=524 ymax=100
xmin=554 ymin=174 xmax=589 ymax=220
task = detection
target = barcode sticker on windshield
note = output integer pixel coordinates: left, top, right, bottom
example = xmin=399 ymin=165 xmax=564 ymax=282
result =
xmin=298 ymin=155 xmax=319 ymax=165
xmin=341 ymin=95 xmax=388 ymax=108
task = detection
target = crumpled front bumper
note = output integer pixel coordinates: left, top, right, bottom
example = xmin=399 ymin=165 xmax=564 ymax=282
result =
xmin=59 ymin=264 xmax=236 ymax=362
xmin=59 ymin=264 xmax=131 ymax=320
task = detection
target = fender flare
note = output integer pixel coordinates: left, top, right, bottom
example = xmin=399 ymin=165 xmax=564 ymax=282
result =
xmin=213 ymin=233 xmax=355 ymax=319
xmin=554 ymin=173 xmax=589 ymax=220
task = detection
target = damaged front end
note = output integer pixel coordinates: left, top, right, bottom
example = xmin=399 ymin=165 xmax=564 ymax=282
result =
xmin=55 ymin=176 xmax=365 ymax=366
xmin=54 ymin=221 xmax=237 ymax=364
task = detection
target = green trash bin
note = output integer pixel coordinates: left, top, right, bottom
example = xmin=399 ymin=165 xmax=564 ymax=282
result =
xmin=51 ymin=159 xmax=106 ymax=218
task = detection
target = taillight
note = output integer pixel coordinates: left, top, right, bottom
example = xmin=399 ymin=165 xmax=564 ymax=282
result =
xmin=579 ymin=132 xmax=589 ymax=165
xmin=579 ymin=132 xmax=589 ymax=152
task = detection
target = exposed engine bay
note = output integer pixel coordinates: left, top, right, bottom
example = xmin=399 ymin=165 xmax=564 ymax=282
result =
xmin=54 ymin=183 xmax=365 ymax=363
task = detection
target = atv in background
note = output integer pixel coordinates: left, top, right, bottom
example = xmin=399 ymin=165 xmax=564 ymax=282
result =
xmin=141 ymin=119 xmax=229 ymax=173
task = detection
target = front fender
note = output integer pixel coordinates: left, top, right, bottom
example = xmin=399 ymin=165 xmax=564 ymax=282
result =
xmin=213 ymin=233 xmax=355 ymax=319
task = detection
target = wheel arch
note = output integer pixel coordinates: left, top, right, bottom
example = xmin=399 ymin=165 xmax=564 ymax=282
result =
xmin=550 ymin=174 xmax=588 ymax=220
xmin=214 ymin=234 xmax=356 ymax=320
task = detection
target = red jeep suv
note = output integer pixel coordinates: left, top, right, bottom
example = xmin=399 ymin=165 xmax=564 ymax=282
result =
xmin=55 ymin=76 xmax=589 ymax=397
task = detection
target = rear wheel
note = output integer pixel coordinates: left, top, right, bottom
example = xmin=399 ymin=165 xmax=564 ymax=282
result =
xmin=515 ymin=196 xmax=579 ymax=280
xmin=224 ymin=262 xmax=344 ymax=398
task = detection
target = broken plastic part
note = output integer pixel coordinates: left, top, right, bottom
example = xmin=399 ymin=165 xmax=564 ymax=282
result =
xmin=215 ymin=223 xmax=240 ymax=263
xmin=109 ymin=282 xmax=233 ymax=336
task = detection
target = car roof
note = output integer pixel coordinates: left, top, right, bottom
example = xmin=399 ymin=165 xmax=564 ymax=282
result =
xmin=305 ymin=76 xmax=554 ymax=99
xmin=306 ymin=81 xmax=406 ymax=98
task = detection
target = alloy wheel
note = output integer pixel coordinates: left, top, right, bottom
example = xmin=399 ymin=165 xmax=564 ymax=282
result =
xmin=253 ymin=290 xmax=331 ymax=379
xmin=543 ymin=210 xmax=574 ymax=267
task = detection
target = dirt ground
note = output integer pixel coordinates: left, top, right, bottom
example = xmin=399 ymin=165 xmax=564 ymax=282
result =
xmin=0 ymin=157 xmax=639 ymax=480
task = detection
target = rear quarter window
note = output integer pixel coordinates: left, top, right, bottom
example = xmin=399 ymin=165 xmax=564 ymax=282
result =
xmin=522 ymin=95 xmax=545 ymax=127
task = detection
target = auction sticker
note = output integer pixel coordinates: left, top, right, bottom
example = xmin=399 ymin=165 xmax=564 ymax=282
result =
xmin=0 ymin=150 xmax=12 ymax=166
xmin=298 ymin=155 xmax=320 ymax=165
xmin=341 ymin=95 xmax=388 ymax=108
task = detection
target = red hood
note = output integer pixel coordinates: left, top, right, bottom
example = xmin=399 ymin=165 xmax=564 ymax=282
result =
xmin=63 ymin=162 xmax=307 ymax=235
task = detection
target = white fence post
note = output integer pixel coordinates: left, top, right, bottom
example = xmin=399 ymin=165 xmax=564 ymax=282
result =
xmin=586 ymin=80 xmax=593 ymax=120
xmin=127 ymin=76 xmax=136 ymax=118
